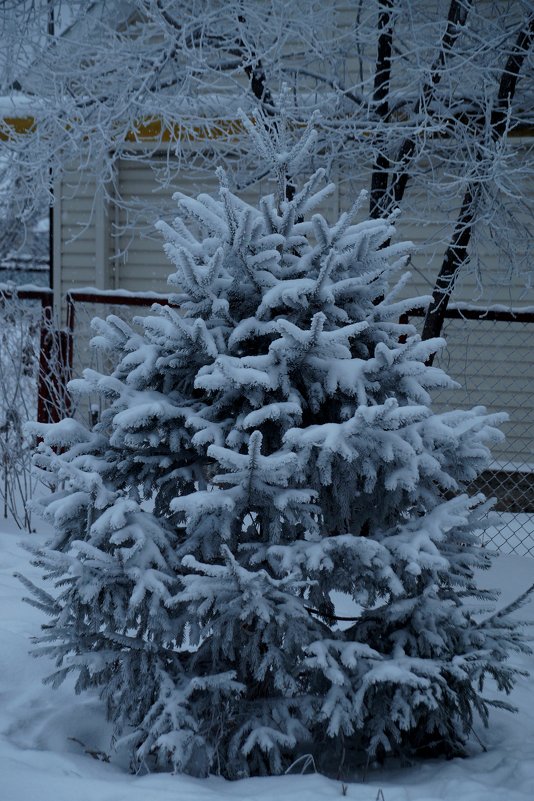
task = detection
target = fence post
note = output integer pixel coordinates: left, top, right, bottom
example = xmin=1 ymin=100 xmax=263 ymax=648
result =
xmin=36 ymin=293 xmax=73 ymax=424
xmin=36 ymin=299 xmax=53 ymax=424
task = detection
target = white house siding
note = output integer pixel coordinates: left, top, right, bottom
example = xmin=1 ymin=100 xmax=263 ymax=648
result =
xmin=55 ymin=168 xmax=100 ymax=309
xmin=112 ymin=155 xmax=342 ymax=293
xmin=113 ymin=156 xmax=220 ymax=293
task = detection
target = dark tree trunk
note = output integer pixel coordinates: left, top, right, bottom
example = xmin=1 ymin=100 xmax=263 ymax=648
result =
xmin=369 ymin=0 xmax=394 ymax=219
xmin=421 ymin=13 xmax=534 ymax=354
xmin=384 ymin=0 xmax=472 ymax=215
xmin=235 ymin=16 xmax=295 ymax=201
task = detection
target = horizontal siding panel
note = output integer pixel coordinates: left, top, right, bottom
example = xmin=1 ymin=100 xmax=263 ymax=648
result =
xmin=61 ymin=254 xmax=97 ymax=269
xmin=60 ymin=187 xmax=97 ymax=202
xmin=114 ymin=258 xmax=170 ymax=277
xmin=62 ymin=277 xmax=97 ymax=291
xmin=62 ymin=265 xmax=96 ymax=280
xmin=116 ymin=252 xmax=168 ymax=271
xmin=61 ymin=228 xmax=95 ymax=243
xmin=61 ymin=202 xmax=96 ymax=218
xmin=59 ymin=166 xmax=98 ymax=299
xmin=432 ymin=388 xmax=533 ymax=407
xmin=116 ymin=242 xmax=168 ymax=257
xmin=61 ymin=239 xmax=99 ymax=256
xmin=119 ymin=277 xmax=171 ymax=293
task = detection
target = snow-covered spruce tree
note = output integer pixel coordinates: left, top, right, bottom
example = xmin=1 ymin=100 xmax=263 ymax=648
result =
xmin=24 ymin=117 xmax=530 ymax=778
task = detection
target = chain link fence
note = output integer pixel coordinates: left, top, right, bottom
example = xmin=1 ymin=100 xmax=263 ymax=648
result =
xmin=0 ymin=287 xmax=532 ymax=552
xmin=407 ymin=307 xmax=534 ymax=556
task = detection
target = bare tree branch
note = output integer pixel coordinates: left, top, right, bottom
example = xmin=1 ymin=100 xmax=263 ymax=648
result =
xmin=384 ymin=0 xmax=472 ymax=215
xmin=369 ymin=0 xmax=394 ymax=219
xmin=2 ymin=0 xmax=534 ymax=316
xmin=422 ymin=11 xmax=534 ymax=351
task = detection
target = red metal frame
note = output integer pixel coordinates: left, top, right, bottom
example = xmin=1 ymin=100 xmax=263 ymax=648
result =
xmin=65 ymin=289 xmax=173 ymax=340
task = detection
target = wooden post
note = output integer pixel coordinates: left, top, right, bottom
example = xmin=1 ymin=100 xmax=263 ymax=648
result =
xmin=37 ymin=292 xmax=73 ymax=424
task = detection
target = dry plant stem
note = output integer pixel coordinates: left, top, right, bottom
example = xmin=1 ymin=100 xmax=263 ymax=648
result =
xmin=0 ymin=289 xmax=71 ymax=530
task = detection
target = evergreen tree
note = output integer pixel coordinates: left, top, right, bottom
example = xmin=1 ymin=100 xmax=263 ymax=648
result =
xmin=24 ymin=116 xmax=531 ymax=778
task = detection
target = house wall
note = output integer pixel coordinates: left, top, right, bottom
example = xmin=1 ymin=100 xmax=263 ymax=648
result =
xmin=112 ymin=157 xmax=220 ymax=293
xmin=111 ymin=155 xmax=343 ymax=293
xmin=54 ymin=166 xmax=109 ymax=315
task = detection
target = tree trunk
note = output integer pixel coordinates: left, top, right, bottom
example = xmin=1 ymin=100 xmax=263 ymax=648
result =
xmin=421 ymin=13 xmax=534 ymax=355
xmin=374 ymin=0 xmax=472 ymax=218
xmin=369 ymin=0 xmax=394 ymax=219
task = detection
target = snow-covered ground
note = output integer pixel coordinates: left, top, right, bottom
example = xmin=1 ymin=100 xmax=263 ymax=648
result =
xmin=1 ymin=519 xmax=533 ymax=801
xmin=482 ymin=512 xmax=534 ymax=556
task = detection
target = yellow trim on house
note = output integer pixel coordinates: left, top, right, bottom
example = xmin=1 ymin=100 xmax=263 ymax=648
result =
xmin=2 ymin=114 xmax=533 ymax=144
xmin=124 ymin=117 xmax=245 ymax=143
xmin=0 ymin=115 xmax=246 ymax=143
xmin=0 ymin=116 xmax=37 ymax=140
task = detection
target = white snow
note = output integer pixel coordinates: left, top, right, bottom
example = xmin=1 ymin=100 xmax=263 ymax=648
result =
xmin=1 ymin=518 xmax=533 ymax=801
xmin=33 ymin=217 xmax=50 ymax=234
xmin=447 ymin=302 xmax=534 ymax=315
xmin=482 ymin=512 xmax=534 ymax=555
xmin=67 ymin=287 xmax=172 ymax=300
xmin=0 ymin=94 xmax=38 ymax=115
